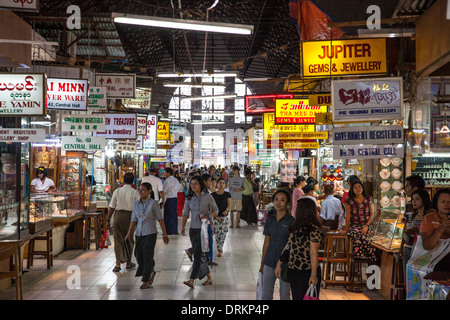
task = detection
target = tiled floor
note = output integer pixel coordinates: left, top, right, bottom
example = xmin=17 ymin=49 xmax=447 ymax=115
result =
xmin=0 ymin=217 xmax=383 ymax=300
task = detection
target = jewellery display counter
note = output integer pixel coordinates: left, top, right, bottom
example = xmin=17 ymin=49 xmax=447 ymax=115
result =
xmin=29 ymin=194 xmax=53 ymax=234
xmin=30 ymin=145 xmax=59 ymax=183
xmin=0 ymin=143 xmax=29 ymax=241
xmin=371 ymin=209 xmax=405 ymax=252
xmin=378 ymin=158 xmax=405 ymax=213
xmin=59 ymin=152 xmax=87 ymax=193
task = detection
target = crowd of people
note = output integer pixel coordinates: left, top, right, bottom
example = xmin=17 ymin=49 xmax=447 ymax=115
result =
xmin=104 ymin=164 xmax=449 ymax=300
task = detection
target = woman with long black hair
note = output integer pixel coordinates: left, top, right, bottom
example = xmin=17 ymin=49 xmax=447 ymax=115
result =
xmin=259 ymin=189 xmax=295 ymax=300
xmin=275 ymin=197 xmax=323 ymax=300
xmin=181 ymin=175 xmax=218 ymax=288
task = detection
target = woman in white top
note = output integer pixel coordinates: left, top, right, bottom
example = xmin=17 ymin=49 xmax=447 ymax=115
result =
xmin=30 ymin=167 xmax=56 ymax=193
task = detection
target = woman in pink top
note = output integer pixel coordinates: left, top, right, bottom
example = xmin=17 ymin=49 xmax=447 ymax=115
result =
xmin=291 ymin=176 xmax=306 ymax=216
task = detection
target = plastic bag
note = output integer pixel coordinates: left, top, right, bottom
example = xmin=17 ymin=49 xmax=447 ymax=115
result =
xmin=303 ymin=284 xmax=319 ymax=300
xmin=100 ymin=230 xmax=111 ymax=249
xmin=256 ymin=272 xmax=263 ymax=300
xmin=200 ymin=219 xmax=210 ymax=253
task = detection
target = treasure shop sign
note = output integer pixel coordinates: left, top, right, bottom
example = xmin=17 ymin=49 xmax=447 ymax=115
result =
xmin=331 ymin=77 xmax=403 ymax=122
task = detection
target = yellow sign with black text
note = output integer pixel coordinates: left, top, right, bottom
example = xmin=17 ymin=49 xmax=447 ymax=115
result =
xmin=157 ymin=121 xmax=170 ymax=140
xmin=275 ymin=99 xmax=327 ymax=124
xmin=284 ymin=142 xmax=320 ymax=149
xmin=302 ymin=38 xmax=387 ymax=77
xmin=271 ymin=132 xmax=328 ymax=140
xmin=263 ymin=113 xmax=315 ymax=140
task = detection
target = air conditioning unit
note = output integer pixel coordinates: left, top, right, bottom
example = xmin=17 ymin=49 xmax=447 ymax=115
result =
xmin=59 ymin=30 xmax=77 ymax=57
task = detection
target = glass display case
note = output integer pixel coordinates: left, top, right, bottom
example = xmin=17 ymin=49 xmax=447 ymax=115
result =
xmin=30 ymin=144 xmax=59 ymax=183
xmin=378 ymin=158 xmax=405 ymax=213
xmin=0 ymin=142 xmax=29 ymax=240
xmin=59 ymin=151 xmax=87 ymax=192
xmin=31 ymin=191 xmax=84 ymax=222
xmin=94 ymin=183 xmax=112 ymax=208
xmin=29 ymin=193 xmax=53 ymax=234
xmin=371 ymin=209 xmax=405 ymax=251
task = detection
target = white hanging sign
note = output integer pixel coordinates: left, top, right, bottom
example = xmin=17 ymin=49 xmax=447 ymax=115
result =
xmin=88 ymin=87 xmax=107 ymax=111
xmin=61 ymin=114 xmax=106 ymax=132
xmin=333 ymin=144 xmax=404 ymax=159
xmin=143 ymin=114 xmax=157 ymax=155
xmin=46 ymin=78 xmax=88 ymax=111
xmin=331 ymin=125 xmax=404 ymax=145
xmin=331 ymin=77 xmax=403 ymax=122
xmin=61 ymin=136 xmax=105 ymax=152
xmin=0 ymin=128 xmax=45 ymax=142
xmin=94 ymin=73 xmax=136 ymax=98
xmin=94 ymin=113 xmax=137 ymax=140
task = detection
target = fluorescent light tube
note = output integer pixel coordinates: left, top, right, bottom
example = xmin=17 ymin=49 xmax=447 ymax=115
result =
xmin=192 ymin=112 xmax=235 ymax=116
xmin=112 ymin=13 xmax=253 ymax=35
xmin=164 ymin=82 xmax=226 ymax=88
xmin=182 ymin=94 xmax=236 ymax=101
xmin=157 ymin=72 xmax=238 ymax=78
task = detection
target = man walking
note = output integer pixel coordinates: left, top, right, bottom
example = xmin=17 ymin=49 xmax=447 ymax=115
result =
xmin=318 ymin=185 xmax=343 ymax=230
xmin=163 ymin=167 xmax=180 ymax=235
xmin=142 ymin=168 xmax=164 ymax=204
xmin=106 ymin=172 xmax=140 ymax=272
xmin=227 ymin=166 xmax=245 ymax=228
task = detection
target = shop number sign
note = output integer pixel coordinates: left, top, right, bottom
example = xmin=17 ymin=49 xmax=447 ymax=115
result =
xmin=284 ymin=142 xmax=319 ymax=149
xmin=0 ymin=73 xmax=45 ymax=116
xmin=62 ymin=136 xmax=105 ymax=152
xmin=333 ymin=144 xmax=404 ymax=159
xmin=302 ymin=38 xmax=387 ymax=77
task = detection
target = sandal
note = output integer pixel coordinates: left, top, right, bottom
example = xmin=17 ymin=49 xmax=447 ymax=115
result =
xmin=183 ymin=280 xmax=194 ymax=288
xmin=185 ymin=249 xmax=193 ymax=262
xmin=148 ymin=272 xmax=156 ymax=285
xmin=126 ymin=262 xmax=136 ymax=270
xmin=112 ymin=266 xmax=121 ymax=272
xmin=140 ymin=282 xmax=151 ymax=289
xmin=202 ymin=280 xmax=213 ymax=286
xmin=217 ymin=251 xmax=223 ymax=257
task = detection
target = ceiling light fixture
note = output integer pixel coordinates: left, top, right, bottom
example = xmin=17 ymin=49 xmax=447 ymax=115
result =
xmin=181 ymin=94 xmax=237 ymax=101
xmin=192 ymin=121 xmax=225 ymax=125
xmin=157 ymin=72 xmax=238 ymax=78
xmin=164 ymin=82 xmax=227 ymax=88
xmin=112 ymin=13 xmax=254 ymax=35
xmin=192 ymin=112 xmax=235 ymax=116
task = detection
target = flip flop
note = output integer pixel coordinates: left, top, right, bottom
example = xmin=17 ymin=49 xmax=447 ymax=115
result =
xmin=183 ymin=280 xmax=194 ymax=288
xmin=148 ymin=272 xmax=156 ymax=285
xmin=202 ymin=280 xmax=213 ymax=286
xmin=126 ymin=262 xmax=136 ymax=270
xmin=140 ymin=283 xmax=151 ymax=289
xmin=112 ymin=266 xmax=121 ymax=272
xmin=185 ymin=249 xmax=193 ymax=262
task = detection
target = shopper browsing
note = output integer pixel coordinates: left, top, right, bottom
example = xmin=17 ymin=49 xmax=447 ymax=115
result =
xmin=241 ymin=170 xmax=258 ymax=226
xmin=125 ymin=183 xmax=169 ymax=289
xmin=212 ymin=178 xmax=231 ymax=257
xmin=291 ymin=176 xmax=306 ymax=217
xmin=163 ymin=168 xmax=180 ymax=235
xmin=181 ymin=176 xmax=219 ymax=288
xmin=106 ymin=172 xmax=140 ymax=272
xmin=319 ymin=185 xmax=343 ymax=231
xmin=227 ymin=166 xmax=246 ymax=228
xmin=275 ymin=197 xmax=323 ymax=300
xmin=259 ymin=189 xmax=295 ymax=300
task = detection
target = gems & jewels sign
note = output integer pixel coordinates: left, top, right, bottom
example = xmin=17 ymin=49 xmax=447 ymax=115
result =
xmin=275 ymin=99 xmax=327 ymax=124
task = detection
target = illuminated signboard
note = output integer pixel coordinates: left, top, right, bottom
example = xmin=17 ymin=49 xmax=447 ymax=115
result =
xmin=47 ymin=78 xmax=88 ymax=111
xmin=245 ymin=93 xmax=294 ymax=115
xmin=275 ymin=99 xmax=327 ymax=124
xmin=302 ymin=38 xmax=387 ymax=77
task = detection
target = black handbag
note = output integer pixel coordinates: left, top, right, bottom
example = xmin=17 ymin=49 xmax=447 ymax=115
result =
xmin=281 ymin=262 xmax=289 ymax=282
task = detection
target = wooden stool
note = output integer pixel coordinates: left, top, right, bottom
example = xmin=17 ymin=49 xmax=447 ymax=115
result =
xmin=27 ymin=227 xmax=53 ymax=269
xmin=0 ymin=239 xmax=29 ymax=300
xmin=322 ymin=232 xmax=350 ymax=288
xmin=390 ymin=252 xmax=405 ymax=300
xmin=83 ymin=212 xmax=102 ymax=250
xmin=348 ymin=255 xmax=372 ymax=292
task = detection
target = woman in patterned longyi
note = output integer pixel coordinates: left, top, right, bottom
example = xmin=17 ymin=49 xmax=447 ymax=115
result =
xmin=342 ymin=181 xmax=377 ymax=262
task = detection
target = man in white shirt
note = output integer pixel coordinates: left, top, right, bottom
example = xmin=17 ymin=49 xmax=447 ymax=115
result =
xmin=163 ymin=167 xmax=180 ymax=235
xmin=319 ymin=185 xmax=343 ymax=230
xmin=106 ymin=173 xmax=140 ymax=272
xmin=142 ymin=168 xmax=164 ymax=203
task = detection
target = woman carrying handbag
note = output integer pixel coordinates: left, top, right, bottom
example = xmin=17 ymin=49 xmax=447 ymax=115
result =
xmin=275 ymin=197 xmax=323 ymax=300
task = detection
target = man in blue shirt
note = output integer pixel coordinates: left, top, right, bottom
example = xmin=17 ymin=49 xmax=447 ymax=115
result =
xmin=319 ymin=185 xmax=343 ymax=231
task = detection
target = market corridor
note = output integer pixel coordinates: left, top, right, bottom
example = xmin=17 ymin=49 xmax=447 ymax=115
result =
xmin=0 ymin=219 xmax=382 ymax=300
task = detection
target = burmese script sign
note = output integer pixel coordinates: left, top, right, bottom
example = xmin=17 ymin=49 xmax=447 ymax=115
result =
xmin=62 ymin=136 xmax=105 ymax=152
xmin=0 ymin=0 xmax=39 ymax=11
xmin=275 ymin=99 xmax=327 ymax=124
xmin=122 ymin=88 xmax=151 ymax=109
xmin=333 ymin=144 xmax=404 ymax=159
xmin=95 ymin=73 xmax=136 ymax=98
xmin=0 ymin=128 xmax=45 ymax=143
xmin=0 ymin=73 xmax=46 ymax=116
xmin=302 ymin=38 xmax=387 ymax=77
xmin=94 ymin=113 xmax=137 ymax=139
xmin=331 ymin=77 xmax=403 ymax=122
xmin=331 ymin=125 xmax=404 ymax=145
xmin=47 ymin=78 xmax=88 ymax=111
xmin=61 ymin=114 xmax=106 ymax=132
xmin=143 ymin=114 xmax=158 ymax=155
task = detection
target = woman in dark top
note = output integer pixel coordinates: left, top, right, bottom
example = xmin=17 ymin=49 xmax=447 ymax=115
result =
xmin=275 ymin=197 xmax=323 ymax=300
xmin=259 ymin=189 xmax=296 ymax=300
xmin=212 ymin=178 xmax=231 ymax=257
xmin=342 ymin=181 xmax=376 ymax=262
